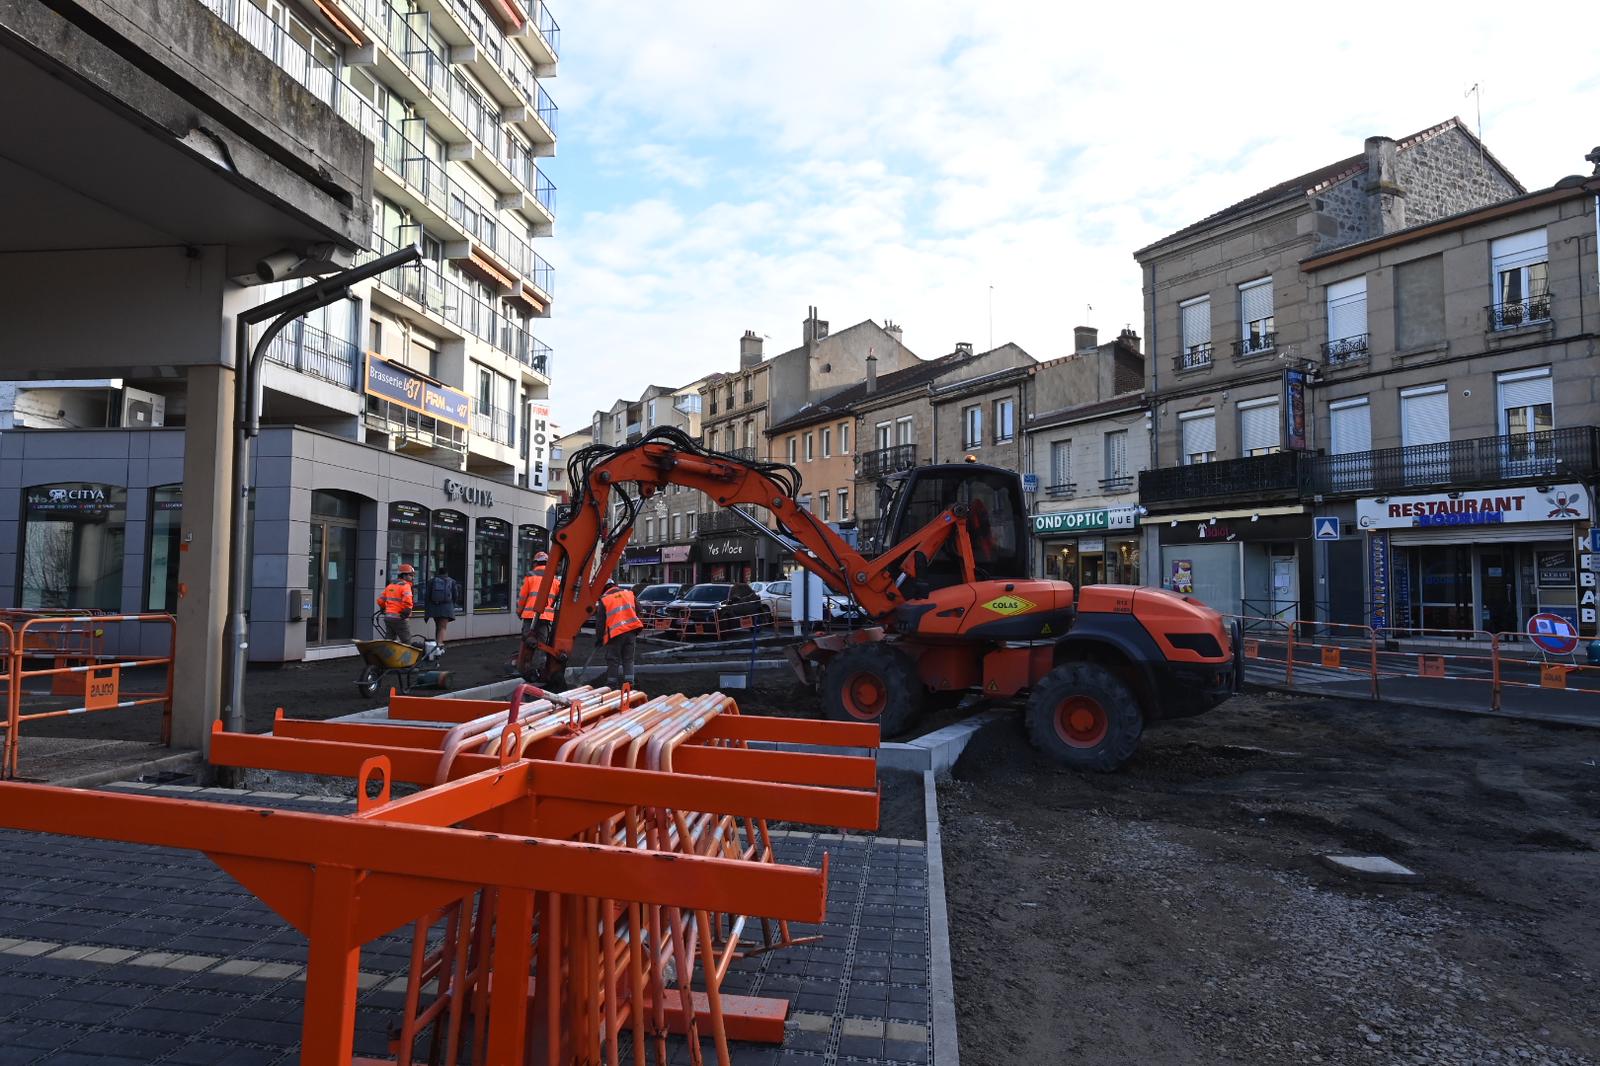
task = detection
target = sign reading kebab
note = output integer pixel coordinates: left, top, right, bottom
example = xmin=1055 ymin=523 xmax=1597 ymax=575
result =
xmin=1356 ymin=484 xmax=1590 ymax=530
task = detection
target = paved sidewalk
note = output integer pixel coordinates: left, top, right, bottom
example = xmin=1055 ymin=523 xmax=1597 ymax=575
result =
xmin=0 ymin=786 xmax=935 ymax=1065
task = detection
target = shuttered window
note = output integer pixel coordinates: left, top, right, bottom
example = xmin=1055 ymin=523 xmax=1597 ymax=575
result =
xmin=1051 ymin=440 xmax=1072 ymax=489
xmin=1326 ymin=276 xmax=1367 ymax=343
xmin=1238 ymin=398 xmax=1281 ymax=456
xmin=1239 ymin=278 xmax=1275 ymax=351
xmin=1490 ymin=230 xmax=1549 ymax=325
xmin=1179 ymin=409 xmax=1216 ymax=464
xmin=1329 ymin=398 xmax=1372 ymax=454
xmin=1400 ymin=385 xmax=1449 ymax=447
xmin=1498 ymin=367 xmax=1553 ymax=437
xmin=1104 ymin=430 xmax=1128 ymax=479
xmin=1180 ymin=296 xmax=1211 ymax=355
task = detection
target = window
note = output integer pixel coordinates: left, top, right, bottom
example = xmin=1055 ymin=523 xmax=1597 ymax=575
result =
xmin=614 ymin=412 xmax=623 ymax=435
xmin=430 ymin=510 xmax=468 ymax=608
xmin=1498 ymin=368 xmax=1554 ymax=471
xmin=146 ymin=486 xmax=182 ymax=612
xmin=745 ymin=420 xmax=755 ymax=448
xmin=1179 ymin=295 xmax=1211 ymax=366
xmin=592 ymin=413 xmax=602 ymax=439
xmin=805 ymin=432 xmax=814 ymax=461
xmin=962 ymin=405 xmax=982 ymax=448
xmin=799 ymin=494 xmax=813 ymax=512
xmin=726 ymin=386 xmax=735 ymax=409
xmin=687 ymin=511 xmax=699 ymax=536
xmin=839 ymin=422 xmax=851 ymax=454
xmin=819 ymin=492 xmax=831 ymax=521
xmin=1400 ymin=384 xmax=1450 ymax=484
xmin=821 ymin=427 xmax=832 ymax=457
xmin=838 ymin=488 xmax=850 ymax=520
xmin=875 ymin=422 xmax=892 ymax=451
xmin=1238 ymin=397 xmax=1281 ymax=456
xmin=1490 ymin=229 xmax=1550 ymax=327
xmin=1050 ymin=440 xmax=1072 ymax=493
xmin=1104 ymin=430 xmax=1128 ymax=483
xmin=474 ymin=518 xmax=511 ymax=611
xmin=671 ymin=514 xmax=683 ymax=541
xmin=787 ymin=436 xmax=797 ymax=464
xmin=1238 ymin=278 xmax=1275 ymax=354
xmin=644 ymin=516 xmax=656 ymax=543
xmin=895 ymin=417 xmax=914 ymax=446
xmin=517 ymin=525 xmax=546 ymax=580
xmin=476 ymin=365 xmax=493 ymax=413
xmin=993 ymin=399 xmax=1015 ymax=443
xmin=1325 ymin=276 xmax=1368 ymax=361
xmin=21 ymin=484 xmax=127 ymax=610
xmin=1179 ymin=409 xmax=1216 ymax=464
xmin=387 ymin=501 xmax=431 ymax=595
xmin=369 ymin=318 xmax=383 ymax=356
xmin=646 ymin=398 xmax=657 ymax=426
xmin=1395 ymin=255 xmax=1445 ymax=349
xmin=1329 ymin=397 xmax=1373 ymax=493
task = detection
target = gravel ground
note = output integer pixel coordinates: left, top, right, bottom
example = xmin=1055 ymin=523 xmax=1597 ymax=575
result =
xmin=939 ymin=690 xmax=1600 ymax=1066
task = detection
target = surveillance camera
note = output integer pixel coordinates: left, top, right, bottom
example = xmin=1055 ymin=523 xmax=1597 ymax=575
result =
xmin=255 ymin=250 xmax=306 ymax=283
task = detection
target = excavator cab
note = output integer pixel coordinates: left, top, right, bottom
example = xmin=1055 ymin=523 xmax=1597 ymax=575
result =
xmin=880 ymin=463 xmax=1029 ymax=588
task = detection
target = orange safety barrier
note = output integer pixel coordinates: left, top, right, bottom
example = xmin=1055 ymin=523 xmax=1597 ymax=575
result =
xmin=2 ymin=613 xmax=175 ymax=778
xmin=654 ymin=605 xmax=778 ymax=643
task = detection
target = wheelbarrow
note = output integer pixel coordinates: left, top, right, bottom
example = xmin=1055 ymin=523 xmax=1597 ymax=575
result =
xmin=354 ymin=615 xmax=448 ymax=698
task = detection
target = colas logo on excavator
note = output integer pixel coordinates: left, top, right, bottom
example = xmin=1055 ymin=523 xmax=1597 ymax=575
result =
xmin=981 ymin=594 xmax=1037 ymax=616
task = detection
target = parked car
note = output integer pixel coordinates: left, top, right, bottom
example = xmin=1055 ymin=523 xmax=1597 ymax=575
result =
xmin=664 ymin=583 xmax=773 ymax=639
xmin=634 ymin=583 xmax=682 ymax=620
xmin=758 ymin=579 xmax=793 ymax=620
xmin=757 ymin=579 xmax=865 ymax=626
xmin=747 ymin=581 xmax=769 ymax=595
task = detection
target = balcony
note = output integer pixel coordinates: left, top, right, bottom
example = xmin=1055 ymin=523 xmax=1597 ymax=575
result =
xmin=722 ymin=447 xmax=756 ymax=462
xmin=472 ymin=402 xmax=514 ymax=446
xmin=262 ymin=321 xmax=359 ymax=390
xmin=1487 ymin=293 xmax=1552 ymax=332
xmin=1139 ymin=451 xmax=1304 ymax=510
xmin=1322 ymin=334 xmax=1369 ymax=367
xmin=700 ymin=511 xmax=756 ymax=534
xmin=1044 ymin=482 xmax=1077 ymax=499
xmin=1173 ymin=345 xmax=1213 ymax=373
xmin=1232 ymin=332 xmax=1276 ymax=360
xmin=856 ymin=444 xmax=918 ymax=480
xmin=743 ymin=390 xmax=754 ymax=404
xmin=529 ymin=0 xmax=561 ymax=64
xmin=1099 ymin=475 xmax=1134 ymax=494
xmin=1306 ymin=427 xmax=1600 ymax=498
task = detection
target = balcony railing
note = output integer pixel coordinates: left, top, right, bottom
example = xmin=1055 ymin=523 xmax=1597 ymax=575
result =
xmin=856 ymin=444 xmax=918 ymax=480
xmin=700 ymin=511 xmax=756 ymax=534
xmin=743 ymin=390 xmax=754 ymax=404
xmin=1174 ymin=345 xmax=1213 ymax=372
xmin=722 ymin=447 xmax=757 ymax=462
xmin=1232 ymin=332 xmax=1276 ymax=359
xmin=262 ymin=321 xmax=359 ymax=390
xmin=472 ymin=402 xmax=515 ymax=446
xmin=1322 ymin=334 xmax=1369 ymax=366
xmin=1044 ymin=482 xmax=1077 ymax=499
xmin=366 ymin=397 xmax=466 ymax=453
xmin=531 ymin=0 xmax=561 ymax=59
xmin=1487 ymin=293 xmax=1552 ymax=331
xmin=1139 ymin=451 xmax=1304 ymax=507
xmin=1099 ymin=475 xmax=1134 ymax=493
xmin=1307 ymin=427 xmax=1600 ymax=498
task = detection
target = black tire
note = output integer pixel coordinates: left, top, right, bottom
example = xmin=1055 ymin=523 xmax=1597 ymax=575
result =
xmin=821 ymin=643 xmax=924 ymax=737
xmin=1024 ymin=661 xmax=1143 ymax=772
xmin=356 ymin=665 xmax=382 ymax=699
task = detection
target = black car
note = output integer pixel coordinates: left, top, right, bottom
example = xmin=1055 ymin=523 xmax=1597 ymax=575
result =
xmin=663 ymin=583 xmax=773 ymax=639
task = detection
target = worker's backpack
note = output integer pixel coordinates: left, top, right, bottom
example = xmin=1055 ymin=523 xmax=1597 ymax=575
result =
xmin=428 ymin=574 xmax=454 ymax=606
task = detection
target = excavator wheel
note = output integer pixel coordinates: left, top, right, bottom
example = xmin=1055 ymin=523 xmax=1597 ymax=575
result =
xmin=1025 ymin=661 xmax=1143 ymax=772
xmin=821 ymin=643 xmax=923 ymax=738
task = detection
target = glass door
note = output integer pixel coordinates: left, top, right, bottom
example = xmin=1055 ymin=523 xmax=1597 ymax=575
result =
xmin=1478 ymin=549 xmax=1517 ymax=636
xmin=307 ymin=521 xmax=360 ymax=645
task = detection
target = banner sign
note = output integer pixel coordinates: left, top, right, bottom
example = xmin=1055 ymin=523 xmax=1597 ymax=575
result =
xmin=1368 ymin=531 xmax=1390 ymax=630
xmin=1031 ymin=505 xmax=1138 ymax=535
xmin=624 ymin=546 xmax=662 ymax=566
xmin=364 ymin=355 xmax=470 ymax=429
xmin=1356 ymin=483 xmax=1590 ymax=530
xmin=1284 ymin=369 xmax=1308 ymax=451
xmin=661 ymin=545 xmax=692 ymax=564
xmin=528 ymin=401 xmax=552 ymax=492
xmin=696 ymin=535 xmax=754 ymax=562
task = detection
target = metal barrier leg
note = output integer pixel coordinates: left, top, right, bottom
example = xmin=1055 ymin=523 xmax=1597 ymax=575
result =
xmin=302 ymin=864 xmax=363 ymax=1066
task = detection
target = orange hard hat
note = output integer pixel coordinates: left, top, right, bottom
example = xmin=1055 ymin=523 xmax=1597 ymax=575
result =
xmin=397 ymin=563 xmax=416 ymax=576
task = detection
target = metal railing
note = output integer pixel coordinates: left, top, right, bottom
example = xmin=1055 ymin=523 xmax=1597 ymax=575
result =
xmin=744 ymin=390 xmax=754 ymax=404
xmin=1487 ymin=293 xmax=1552 ymax=331
xmin=856 ymin=444 xmax=918 ymax=480
xmin=262 ymin=320 xmax=360 ymax=389
xmin=1045 ymin=482 xmax=1077 ymax=499
xmin=1306 ymin=427 xmax=1600 ymax=497
xmin=1322 ymin=334 xmax=1369 ymax=365
xmin=472 ymin=402 xmax=515 ymax=446
xmin=1139 ymin=451 xmax=1303 ymax=506
xmin=700 ymin=511 xmax=757 ymax=533
xmin=1174 ymin=344 xmax=1213 ymax=372
xmin=534 ymin=83 xmax=560 ymax=137
xmin=1232 ymin=332 xmax=1276 ymax=359
xmin=1099 ymin=475 xmax=1134 ymax=493
xmin=531 ymin=0 xmax=561 ymax=58
xmin=366 ymin=397 xmax=467 ymax=452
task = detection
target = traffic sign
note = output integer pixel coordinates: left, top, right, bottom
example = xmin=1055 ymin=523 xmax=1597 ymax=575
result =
xmin=1527 ymin=611 xmax=1579 ymax=655
xmin=1313 ymin=516 xmax=1341 ymax=541
xmin=1022 ymin=473 xmax=1039 ymax=493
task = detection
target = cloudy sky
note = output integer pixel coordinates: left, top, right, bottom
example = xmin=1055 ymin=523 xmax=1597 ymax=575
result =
xmin=540 ymin=0 xmax=1600 ymax=429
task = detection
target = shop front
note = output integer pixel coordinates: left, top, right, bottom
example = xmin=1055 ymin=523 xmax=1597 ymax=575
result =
xmin=623 ymin=545 xmax=662 ymax=586
xmin=1355 ymin=483 xmax=1593 ymax=636
xmin=695 ymin=533 xmax=758 ymax=584
xmin=660 ymin=544 xmax=693 ymax=587
xmin=1032 ymin=505 xmax=1141 ymax=590
xmin=1154 ymin=510 xmax=1312 ymax=620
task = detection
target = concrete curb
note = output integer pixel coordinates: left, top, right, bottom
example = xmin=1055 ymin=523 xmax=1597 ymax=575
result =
xmin=879 ymin=712 xmax=1009 ymax=774
xmin=923 ymin=769 xmax=960 ymax=1066
xmin=54 ymin=750 xmax=202 ymax=790
xmin=1245 ymin=678 xmax=1600 ymax=730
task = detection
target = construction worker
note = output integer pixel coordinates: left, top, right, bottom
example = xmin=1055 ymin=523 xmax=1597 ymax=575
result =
xmin=517 ymin=551 xmax=561 ymax=635
xmin=377 ymin=563 xmax=416 ymax=643
xmin=599 ymin=579 xmax=643 ymax=687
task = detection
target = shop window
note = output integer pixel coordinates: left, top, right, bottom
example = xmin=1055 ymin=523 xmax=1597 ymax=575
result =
xmin=431 ymin=510 xmax=469 ymax=611
xmin=474 ymin=518 xmax=512 ymax=611
xmin=146 ymin=486 xmax=183 ymax=613
xmin=20 ymin=484 xmax=127 ymax=610
xmin=387 ymin=502 xmax=431 ymax=602
xmin=518 ymin=524 xmax=548 ymax=579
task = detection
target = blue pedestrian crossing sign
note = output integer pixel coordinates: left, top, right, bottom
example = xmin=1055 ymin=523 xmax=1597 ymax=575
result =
xmin=1313 ymin=517 xmax=1341 ymax=541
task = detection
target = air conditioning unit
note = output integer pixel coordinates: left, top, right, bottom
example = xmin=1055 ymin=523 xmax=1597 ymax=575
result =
xmin=120 ymin=387 xmax=166 ymax=429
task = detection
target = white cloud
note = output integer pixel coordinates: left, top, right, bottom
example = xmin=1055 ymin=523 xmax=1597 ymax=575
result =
xmin=542 ymin=0 xmax=1600 ymax=426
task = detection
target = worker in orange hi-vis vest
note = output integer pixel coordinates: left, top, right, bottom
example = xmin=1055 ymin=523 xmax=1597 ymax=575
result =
xmin=517 ymin=552 xmax=562 ymax=636
xmin=599 ymin=579 xmax=644 ymax=687
xmin=377 ymin=563 xmax=416 ymax=643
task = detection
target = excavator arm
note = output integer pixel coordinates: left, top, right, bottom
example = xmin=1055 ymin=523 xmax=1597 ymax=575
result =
xmin=527 ymin=428 xmax=975 ymax=679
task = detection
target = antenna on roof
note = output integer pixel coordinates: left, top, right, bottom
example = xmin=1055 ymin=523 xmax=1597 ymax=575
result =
xmin=1464 ymin=83 xmax=1484 ymax=165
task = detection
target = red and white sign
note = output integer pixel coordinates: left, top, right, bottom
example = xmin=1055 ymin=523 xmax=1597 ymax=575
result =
xmin=1356 ymin=483 xmax=1590 ymax=530
xmin=1527 ymin=612 xmax=1579 ymax=655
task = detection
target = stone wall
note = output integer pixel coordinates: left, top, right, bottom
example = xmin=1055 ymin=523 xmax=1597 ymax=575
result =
xmin=1397 ymin=126 xmax=1522 ymax=228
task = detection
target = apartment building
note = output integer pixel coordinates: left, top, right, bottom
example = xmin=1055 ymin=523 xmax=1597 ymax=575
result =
xmin=549 ymin=427 xmax=591 ymax=506
xmin=1026 ymin=328 xmax=1148 ymax=586
xmin=1133 ymin=119 xmax=1523 ymax=619
xmin=0 ymin=0 xmax=563 ymax=660
xmin=695 ymin=311 xmax=918 ymax=581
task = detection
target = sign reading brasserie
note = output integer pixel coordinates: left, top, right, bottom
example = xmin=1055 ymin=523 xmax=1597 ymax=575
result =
xmin=1356 ymin=483 xmax=1591 ymax=530
xmin=1031 ymin=505 xmax=1139 ymax=535
xmin=364 ymin=355 xmax=471 ymax=429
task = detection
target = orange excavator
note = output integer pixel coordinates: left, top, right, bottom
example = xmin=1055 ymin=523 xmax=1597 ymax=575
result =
xmin=525 ymin=428 xmax=1240 ymax=770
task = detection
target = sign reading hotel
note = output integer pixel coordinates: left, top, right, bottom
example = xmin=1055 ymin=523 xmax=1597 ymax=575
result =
xmin=364 ymin=354 xmax=471 ymax=429
xmin=1031 ymin=505 xmax=1139 ymax=535
xmin=1356 ymin=483 xmax=1591 ymax=530
xmin=528 ymin=401 xmax=552 ymax=492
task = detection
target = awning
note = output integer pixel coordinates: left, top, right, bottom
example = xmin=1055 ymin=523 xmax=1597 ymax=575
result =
xmin=1389 ymin=523 xmax=1580 ymax=546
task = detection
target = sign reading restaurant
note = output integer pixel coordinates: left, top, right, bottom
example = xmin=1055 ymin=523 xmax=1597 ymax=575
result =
xmin=1356 ymin=483 xmax=1591 ymax=530
xmin=364 ymin=354 xmax=471 ymax=429
xmin=1031 ymin=505 xmax=1139 ymax=535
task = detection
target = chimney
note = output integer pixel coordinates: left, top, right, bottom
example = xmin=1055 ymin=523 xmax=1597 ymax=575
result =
xmin=739 ymin=329 xmax=763 ymax=368
xmin=884 ymin=319 xmax=903 ymax=345
xmin=803 ymin=305 xmax=829 ymax=346
xmin=865 ymin=352 xmax=878 ymax=395
xmin=1073 ymin=325 xmax=1098 ymax=354
xmin=955 ymin=341 xmax=973 ymax=357
xmin=1363 ymin=135 xmax=1406 ymax=234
